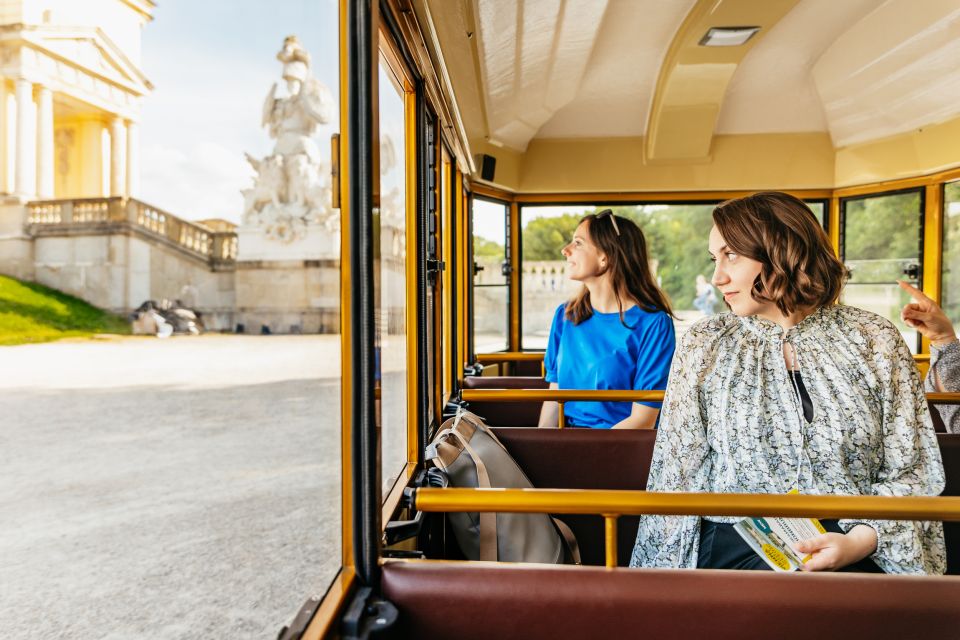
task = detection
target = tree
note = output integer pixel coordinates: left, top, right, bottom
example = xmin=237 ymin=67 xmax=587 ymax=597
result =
xmin=473 ymin=236 xmax=505 ymax=260
xmin=521 ymin=213 xmax=581 ymax=261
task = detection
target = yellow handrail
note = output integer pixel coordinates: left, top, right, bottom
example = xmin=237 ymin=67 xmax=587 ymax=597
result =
xmin=461 ymin=389 xmax=665 ymax=428
xmin=462 ymin=389 xmax=663 ymax=402
xmin=464 ymin=389 xmax=960 ymax=404
xmin=476 ymin=352 xmax=546 ymax=364
xmin=415 ymin=488 xmax=960 ymax=520
xmin=415 ymin=488 xmax=960 ymax=567
xmin=476 ymin=352 xmax=934 ymax=364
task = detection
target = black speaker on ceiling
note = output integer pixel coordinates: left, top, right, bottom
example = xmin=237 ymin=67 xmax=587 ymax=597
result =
xmin=478 ymin=154 xmax=496 ymax=181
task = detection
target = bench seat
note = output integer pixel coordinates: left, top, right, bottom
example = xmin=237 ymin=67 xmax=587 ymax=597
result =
xmin=382 ymin=561 xmax=960 ymax=639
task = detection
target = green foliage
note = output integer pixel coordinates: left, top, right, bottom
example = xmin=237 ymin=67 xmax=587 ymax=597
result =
xmin=521 ymin=213 xmax=582 ymax=261
xmin=624 ymin=204 xmax=716 ymax=310
xmin=942 ymin=183 xmax=960 ymax=326
xmin=519 ymin=205 xmax=715 ymax=309
xmin=473 ymin=236 xmax=506 ymax=259
xmin=0 ymin=276 xmax=130 ymax=345
xmin=844 ymin=192 xmax=920 ymax=264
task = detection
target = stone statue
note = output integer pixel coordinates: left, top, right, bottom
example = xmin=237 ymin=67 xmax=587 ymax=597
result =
xmin=242 ymin=36 xmax=337 ymax=243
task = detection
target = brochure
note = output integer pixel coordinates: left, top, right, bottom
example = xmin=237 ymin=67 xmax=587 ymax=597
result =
xmin=732 ymin=516 xmax=827 ymax=571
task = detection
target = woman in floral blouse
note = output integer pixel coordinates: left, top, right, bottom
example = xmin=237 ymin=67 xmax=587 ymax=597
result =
xmin=630 ymin=191 xmax=945 ymax=574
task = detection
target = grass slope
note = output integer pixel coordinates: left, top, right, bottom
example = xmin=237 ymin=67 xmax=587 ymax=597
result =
xmin=0 ymin=275 xmax=130 ymax=345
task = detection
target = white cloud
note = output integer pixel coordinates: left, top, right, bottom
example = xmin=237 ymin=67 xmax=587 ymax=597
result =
xmin=140 ymin=141 xmax=255 ymax=223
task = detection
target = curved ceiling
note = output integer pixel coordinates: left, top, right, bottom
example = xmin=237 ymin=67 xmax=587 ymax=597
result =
xmin=424 ymin=0 xmax=960 ymax=163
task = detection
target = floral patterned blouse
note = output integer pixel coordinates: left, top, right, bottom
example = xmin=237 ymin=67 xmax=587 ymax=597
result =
xmin=629 ymin=305 xmax=946 ymax=574
xmin=927 ymin=340 xmax=960 ymax=434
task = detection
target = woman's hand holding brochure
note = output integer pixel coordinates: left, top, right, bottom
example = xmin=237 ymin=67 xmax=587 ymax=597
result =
xmin=795 ymin=525 xmax=878 ymax=571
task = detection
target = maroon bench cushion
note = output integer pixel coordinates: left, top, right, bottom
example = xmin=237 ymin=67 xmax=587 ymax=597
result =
xmin=382 ymin=561 xmax=960 ymax=639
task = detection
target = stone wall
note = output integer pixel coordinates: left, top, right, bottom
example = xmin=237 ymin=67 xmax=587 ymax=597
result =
xmin=31 ymin=231 xmax=237 ymax=330
xmin=234 ymin=259 xmax=340 ymax=334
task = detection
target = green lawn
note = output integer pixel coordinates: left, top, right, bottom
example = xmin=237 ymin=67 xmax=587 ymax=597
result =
xmin=0 ymin=275 xmax=131 ymax=345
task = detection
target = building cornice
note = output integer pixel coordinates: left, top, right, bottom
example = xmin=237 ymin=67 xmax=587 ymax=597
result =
xmin=0 ymin=26 xmax=152 ymax=105
xmin=119 ymin=0 xmax=156 ymax=22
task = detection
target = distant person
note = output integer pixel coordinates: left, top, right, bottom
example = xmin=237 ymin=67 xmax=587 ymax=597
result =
xmin=631 ymin=192 xmax=944 ymax=574
xmin=537 ymin=210 xmax=676 ymax=429
xmin=900 ymin=280 xmax=960 ymax=433
xmin=692 ymin=273 xmax=716 ymax=315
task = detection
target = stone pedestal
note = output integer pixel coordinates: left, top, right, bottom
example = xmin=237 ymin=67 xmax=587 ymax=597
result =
xmin=234 ymin=257 xmax=340 ymax=334
xmin=235 ymin=223 xmax=338 ymax=262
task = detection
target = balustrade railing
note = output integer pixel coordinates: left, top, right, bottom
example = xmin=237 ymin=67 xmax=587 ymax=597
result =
xmin=26 ymin=197 xmax=237 ymax=266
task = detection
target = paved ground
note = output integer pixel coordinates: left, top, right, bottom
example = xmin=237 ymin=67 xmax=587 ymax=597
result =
xmin=0 ymin=335 xmax=359 ymax=639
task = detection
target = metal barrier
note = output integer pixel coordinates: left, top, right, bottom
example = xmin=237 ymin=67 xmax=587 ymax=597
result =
xmin=461 ymin=389 xmax=960 ymax=429
xmin=414 ymin=488 xmax=960 ymax=568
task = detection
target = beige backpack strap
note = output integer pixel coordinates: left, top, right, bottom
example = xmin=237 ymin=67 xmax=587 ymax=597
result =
xmin=451 ymin=428 xmax=498 ymax=562
xmin=551 ymin=517 xmax=582 ymax=566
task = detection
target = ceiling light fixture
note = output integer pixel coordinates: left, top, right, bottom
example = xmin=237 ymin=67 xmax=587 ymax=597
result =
xmin=699 ymin=26 xmax=760 ymax=47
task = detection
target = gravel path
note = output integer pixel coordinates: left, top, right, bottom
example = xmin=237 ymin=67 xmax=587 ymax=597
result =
xmin=0 ymin=335 xmax=360 ymax=639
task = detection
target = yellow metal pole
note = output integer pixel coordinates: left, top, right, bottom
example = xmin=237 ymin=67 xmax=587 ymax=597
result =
xmin=337 ymin=0 xmax=354 ymax=570
xmin=415 ymin=488 xmax=960 ymax=521
xmin=604 ymin=515 xmax=618 ymax=568
xmin=922 ymin=183 xmax=944 ymax=357
xmin=558 ymin=402 xmax=565 ymax=429
xmin=461 ymin=388 xmax=960 ymax=404
xmin=828 ymin=195 xmax=841 ymax=258
xmin=509 ymin=200 xmax=521 ymax=352
xmin=462 ymin=389 xmax=666 ymax=402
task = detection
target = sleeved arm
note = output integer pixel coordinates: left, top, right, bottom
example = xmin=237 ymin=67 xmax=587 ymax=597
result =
xmin=632 ymin=313 xmax=676 ymax=408
xmin=630 ymin=328 xmax=712 ymax=569
xmin=842 ymin=327 xmax=947 ymax=574
xmin=927 ymin=340 xmax=960 ymax=434
xmin=543 ymin=305 xmax=565 ymax=384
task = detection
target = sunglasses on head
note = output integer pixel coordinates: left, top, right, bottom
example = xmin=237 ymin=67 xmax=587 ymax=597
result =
xmin=595 ymin=209 xmax=620 ymax=237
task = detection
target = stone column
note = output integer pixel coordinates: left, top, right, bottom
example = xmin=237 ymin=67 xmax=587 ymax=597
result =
xmin=14 ymin=79 xmax=36 ymax=198
xmin=0 ymin=81 xmax=9 ymax=194
xmin=126 ymin=120 xmax=139 ymax=198
xmin=36 ymin=85 xmax=54 ymax=199
xmin=110 ymin=116 xmax=127 ymax=197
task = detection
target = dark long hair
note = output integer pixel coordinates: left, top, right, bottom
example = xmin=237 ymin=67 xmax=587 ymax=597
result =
xmin=712 ymin=192 xmax=846 ymax=315
xmin=565 ymin=212 xmax=674 ymax=326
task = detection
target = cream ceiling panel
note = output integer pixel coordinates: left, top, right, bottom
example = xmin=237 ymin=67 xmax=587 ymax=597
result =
xmin=716 ymin=0 xmax=882 ymax=135
xmin=474 ymin=0 xmax=609 ymax=150
xmin=537 ymin=0 xmax=695 ymax=139
xmin=814 ymin=0 xmax=960 ymax=147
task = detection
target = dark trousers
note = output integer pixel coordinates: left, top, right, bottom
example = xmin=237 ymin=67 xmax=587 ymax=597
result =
xmin=697 ymin=519 xmax=884 ymax=572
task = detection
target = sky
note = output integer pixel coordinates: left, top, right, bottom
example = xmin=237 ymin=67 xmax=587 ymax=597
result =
xmin=138 ymin=0 xmax=339 ymax=223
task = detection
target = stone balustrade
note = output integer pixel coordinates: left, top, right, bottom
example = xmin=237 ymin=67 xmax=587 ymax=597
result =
xmin=26 ymin=197 xmax=237 ymax=266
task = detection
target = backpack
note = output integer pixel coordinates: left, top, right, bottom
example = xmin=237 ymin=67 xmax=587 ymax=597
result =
xmin=425 ymin=410 xmax=580 ymax=564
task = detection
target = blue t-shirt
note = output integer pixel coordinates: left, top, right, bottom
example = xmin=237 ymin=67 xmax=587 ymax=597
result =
xmin=543 ymin=303 xmax=675 ymax=429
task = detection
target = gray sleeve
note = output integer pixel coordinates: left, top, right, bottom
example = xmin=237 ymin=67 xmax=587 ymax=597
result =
xmin=929 ymin=340 xmax=960 ymax=434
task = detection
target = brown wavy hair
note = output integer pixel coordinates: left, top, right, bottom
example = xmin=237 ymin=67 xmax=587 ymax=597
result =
xmin=712 ymin=192 xmax=846 ymax=316
xmin=565 ymin=211 xmax=674 ymax=326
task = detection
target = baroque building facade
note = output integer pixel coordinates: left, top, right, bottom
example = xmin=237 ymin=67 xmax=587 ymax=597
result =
xmin=0 ymin=1 xmax=337 ymax=333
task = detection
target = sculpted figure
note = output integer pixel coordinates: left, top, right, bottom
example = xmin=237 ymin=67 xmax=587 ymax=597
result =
xmin=243 ymin=36 xmax=335 ymax=242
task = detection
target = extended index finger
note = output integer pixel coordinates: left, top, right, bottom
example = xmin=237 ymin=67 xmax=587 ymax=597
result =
xmin=898 ymin=280 xmax=933 ymax=305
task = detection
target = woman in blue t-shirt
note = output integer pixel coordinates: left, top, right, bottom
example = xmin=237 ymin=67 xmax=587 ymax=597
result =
xmin=538 ymin=210 xmax=676 ymax=429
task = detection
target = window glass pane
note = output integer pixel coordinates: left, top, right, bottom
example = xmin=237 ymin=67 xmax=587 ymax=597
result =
xmin=520 ymin=205 xmax=593 ymax=349
xmin=474 ymin=286 xmax=510 ymax=353
xmin=472 ymin=199 xmax=508 ymax=352
xmin=942 ymin=182 xmax=960 ymax=327
xmin=842 ymin=191 xmax=922 ymax=353
xmin=377 ymin=60 xmax=408 ymax=496
xmin=440 ymin=154 xmax=453 ymax=400
xmin=520 ymin=203 xmax=717 ymax=348
xmin=9 ymin=4 xmax=343 ymax=637
xmin=807 ymin=201 xmax=825 ymax=227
